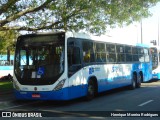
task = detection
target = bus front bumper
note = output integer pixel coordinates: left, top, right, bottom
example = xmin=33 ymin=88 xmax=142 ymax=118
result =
xmin=14 ymin=88 xmax=69 ymax=101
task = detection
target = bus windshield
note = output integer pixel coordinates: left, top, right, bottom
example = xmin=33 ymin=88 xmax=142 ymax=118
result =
xmin=14 ymin=33 xmax=65 ymax=85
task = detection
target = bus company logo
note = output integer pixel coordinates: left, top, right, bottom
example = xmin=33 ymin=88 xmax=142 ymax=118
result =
xmin=1 ymin=112 xmax=11 ymax=117
xmin=89 ymin=67 xmax=94 ymax=74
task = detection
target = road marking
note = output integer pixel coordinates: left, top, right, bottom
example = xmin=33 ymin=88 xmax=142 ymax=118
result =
xmin=138 ymin=100 xmax=154 ymax=107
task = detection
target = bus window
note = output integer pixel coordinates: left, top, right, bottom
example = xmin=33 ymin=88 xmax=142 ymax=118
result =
xmin=82 ymin=41 xmax=95 ymax=63
xmin=117 ymin=54 xmax=125 ymax=62
xmin=96 ymin=43 xmax=106 ymax=62
xmin=116 ymin=45 xmax=125 ymax=62
xmin=106 ymin=44 xmax=116 ymax=62
xmin=133 ymin=55 xmax=139 ymax=62
xmin=144 ymin=48 xmax=149 ymax=62
xmin=106 ymin=44 xmax=115 ymax=53
xmin=116 ymin=45 xmax=124 ymax=53
xmin=20 ymin=50 xmax=27 ymax=65
xmin=108 ymin=53 xmax=116 ymax=62
xmin=132 ymin=47 xmax=139 ymax=62
xmin=96 ymin=53 xmax=106 ymax=62
xmin=125 ymin=46 xmax=132 ymax=53
xmin=125 ymin=46 xmax=132 ymax=62
xmin=96 ymin=43 xmax=105 ymax=52
xmin=138 ymin=48 xmax=145 ymax=62
xmin=132 ymin=47 xmax=138 ymax=54
xmin=126 ymin=54 xmax=132 ymax=62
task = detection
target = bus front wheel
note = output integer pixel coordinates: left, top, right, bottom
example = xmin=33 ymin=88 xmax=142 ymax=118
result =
xmin=86 ymin=80 xmax=96 ymax=100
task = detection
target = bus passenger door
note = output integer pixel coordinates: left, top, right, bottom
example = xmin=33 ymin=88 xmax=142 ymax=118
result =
xmin=67 ymin=46 xmax=83 ymax=99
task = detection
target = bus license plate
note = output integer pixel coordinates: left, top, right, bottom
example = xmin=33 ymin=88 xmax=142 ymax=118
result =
xmin=32 ymin=94 xmax=41 ymax=98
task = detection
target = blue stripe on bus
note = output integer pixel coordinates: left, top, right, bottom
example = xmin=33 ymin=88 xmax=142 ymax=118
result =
xmin=14 ymin=76 xmax=132 ymax=101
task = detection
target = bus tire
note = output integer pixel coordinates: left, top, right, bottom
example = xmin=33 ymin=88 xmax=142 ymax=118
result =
xmin=136 ymin=73 xmax=142 ymax=88
xmin=129 ymin=73 xmax=136 ymax=90
xmin=86 ymin=80 xmax=96 ymax=101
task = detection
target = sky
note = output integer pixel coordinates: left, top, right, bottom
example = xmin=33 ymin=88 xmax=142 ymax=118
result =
xmin=108 ymin=2 xmax=160 ymax=46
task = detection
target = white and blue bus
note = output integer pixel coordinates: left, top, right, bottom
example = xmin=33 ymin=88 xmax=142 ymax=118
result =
xmin=150 ymin=46 xmax=160 ymax=79
xmin=0 ymin=55 xmax=14 ymax=78
xmin=13 ymin=32 xmax=152 ymax=100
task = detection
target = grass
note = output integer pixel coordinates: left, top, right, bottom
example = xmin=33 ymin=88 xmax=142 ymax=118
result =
xmin=0 ymin=81 xmax=13 ymax=91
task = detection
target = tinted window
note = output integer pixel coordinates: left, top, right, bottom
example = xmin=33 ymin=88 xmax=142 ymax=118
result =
xmin=117 ymin=54 xmax=125 ymax=62
xmin=96 ymin=43 xmax=105 ymax=52
xmin=126 ymin=54 xmax=132 ymax=62
xmin=106 ymin=44 xmax=116 ymax=62
xmin=96 ymin=43 xmax=106 ymax=62
xmin=116 ymin=45 xmax=124 ymax=53
xmin=106 ymin=44 xmax=115 ymax=53
xmin=125 ymin=46 xmax=132 ymax=54
xmin=132 ymin=47 xmax=138 ymax=54
xmin=83 ymin=41 xmax=95 ymax=63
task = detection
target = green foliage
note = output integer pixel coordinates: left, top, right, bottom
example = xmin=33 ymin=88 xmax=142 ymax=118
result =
xmin=47 ymin=0 xmax=160 ymax=34
xmin=0 ymin=81 xmax=13 ymax=91
xmin=0 ymin=0 xmax=160 ymax=34
xmin=0 ymin=30 xmax=18 ymax=54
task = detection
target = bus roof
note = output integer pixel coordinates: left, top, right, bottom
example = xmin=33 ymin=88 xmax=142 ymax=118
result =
xmin=18 ymin=31 xmax=150 ymax=47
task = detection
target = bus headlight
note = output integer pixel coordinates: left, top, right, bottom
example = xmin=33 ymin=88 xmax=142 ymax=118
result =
xmin=53 ymin=79 xmax=66 ymax=91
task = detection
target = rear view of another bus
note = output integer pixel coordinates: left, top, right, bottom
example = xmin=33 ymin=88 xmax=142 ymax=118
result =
xmin=150 ymin=47 xmax=160 ymax=80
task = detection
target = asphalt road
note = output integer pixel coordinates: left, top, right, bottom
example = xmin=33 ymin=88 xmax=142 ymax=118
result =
xmin=0 ymin=80 xmax=160 ymax=120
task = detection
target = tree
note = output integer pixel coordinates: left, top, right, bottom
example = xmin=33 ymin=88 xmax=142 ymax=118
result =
xmin=0 ymin=0 xmax=160 ymax=34
xmin=0 ymin=30 xmax=18 ymax=54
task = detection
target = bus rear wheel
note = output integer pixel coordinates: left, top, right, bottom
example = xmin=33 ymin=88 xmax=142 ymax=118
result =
xmin=86 ymin=80 xmax=96 ymax=100
xmin=136 ymin=73 xmax=142 ymax=88
xmin=129 ymin=74 xmax=136 ymax=90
